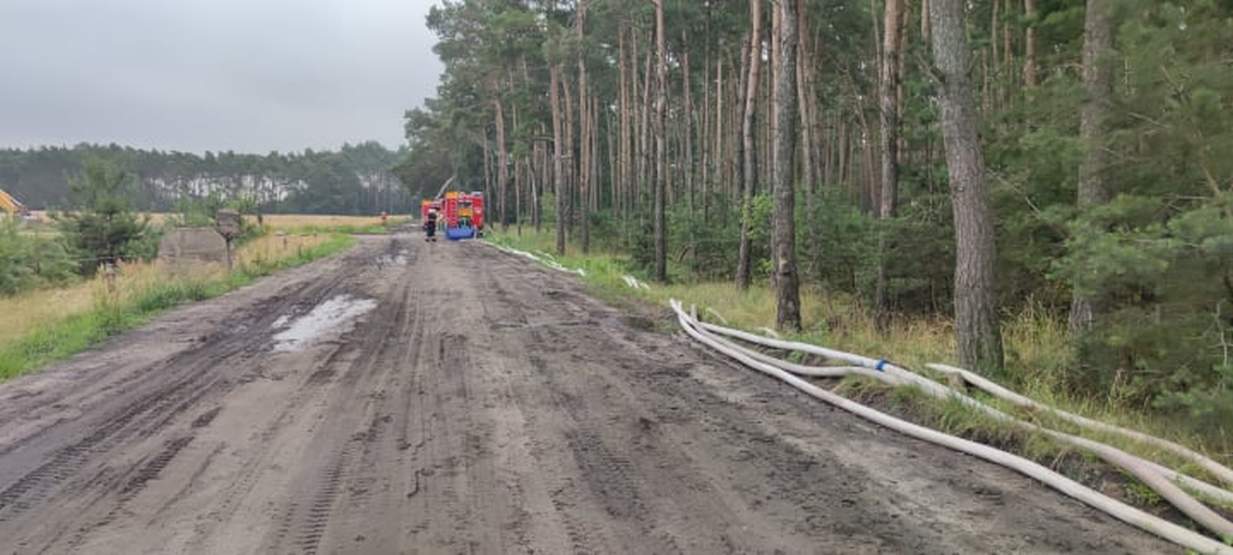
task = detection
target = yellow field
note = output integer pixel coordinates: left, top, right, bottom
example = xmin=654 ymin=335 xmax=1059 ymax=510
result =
xmin=0 ymin=233 xmax=334 ymax=350
xmin=27 ymin=211 xmax=406 ymax=231
xmin=258 ymin=214 xmax=406 ymax=231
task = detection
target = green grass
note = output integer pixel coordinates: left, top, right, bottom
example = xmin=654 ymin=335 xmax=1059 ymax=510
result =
xmin=0 ymin=233 xmax=354 ymax=382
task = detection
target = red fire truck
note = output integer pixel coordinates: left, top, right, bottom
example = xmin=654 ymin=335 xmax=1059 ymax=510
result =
xmin=421 ymin=191 xmax=484 ymax=240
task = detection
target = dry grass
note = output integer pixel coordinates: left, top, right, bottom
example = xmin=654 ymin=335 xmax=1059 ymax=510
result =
xmin=28 ymin=211 xmax=403 ymax=231
xmin=235 ymin=233 xmax=335 ymax=266
xmin=0 ymin=233 xmax=332 ymax=351
xmin=258 ymin=214 xmax=402 ymax=231
xmin=0 ymin=282 xmax=96 ymax=348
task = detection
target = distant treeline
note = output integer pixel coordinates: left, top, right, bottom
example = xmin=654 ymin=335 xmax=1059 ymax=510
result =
xmin=0 ymin=142 xmax=429 ymax=215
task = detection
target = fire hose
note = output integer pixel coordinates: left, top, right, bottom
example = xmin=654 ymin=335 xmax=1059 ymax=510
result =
xmin=670 ymin=300 xmax=1233 ymax=554
xmin=486 ymin=241 xmax=1233 ymax=552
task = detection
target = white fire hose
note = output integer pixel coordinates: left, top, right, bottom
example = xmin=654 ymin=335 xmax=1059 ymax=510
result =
xmin=671 ymin=300 xmax=1233 ymax=554
xmin=696 ymin=320 xmax=1233 ymax=508
xmin=487 ymin=242 xmax=586 ymax=277
xmin=484 ymin=245 xmax=1233 ymax=552
xmin=926 ymin=363 xmax=1233 ymax=488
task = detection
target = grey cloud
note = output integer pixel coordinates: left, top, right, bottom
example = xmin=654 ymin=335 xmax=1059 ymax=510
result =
xmin=0 ymin=0 xmax=443 ymax=153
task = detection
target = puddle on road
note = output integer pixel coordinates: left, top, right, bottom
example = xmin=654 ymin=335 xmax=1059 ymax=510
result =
xmin=377 ymin=249 xmax=410 ymax=267
xmin=271 ymin=294 xmax=378 ymax=352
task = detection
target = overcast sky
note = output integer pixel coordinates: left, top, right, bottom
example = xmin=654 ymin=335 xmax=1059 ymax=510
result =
xmin=0 ymin=0 xmax=443 ymax=154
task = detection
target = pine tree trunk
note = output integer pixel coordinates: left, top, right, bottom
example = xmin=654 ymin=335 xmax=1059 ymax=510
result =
xmin=1023 ymin=0 xmax=1039 ymax=88
xmin=581 ymin=92 xmax=592 ymax=253
xmin=876 ymin=0 xmax=905 ymax=320
xmin=773 ymin=0 xmax=802 ymax=331
xmin=551 ymin=65 xmax=566 ymax=256
xmin=736 ymin=0 xmax=763 ymax=290
xmin=607 ymin=108 xmax=617 ymax=216
xmin=1069 ymin=0 xmax=1114 ymax=333
xmin=577 ymin=0 xmax=590 ymax=254
xmin=796 ymin=0 xmax=816 ymax=277
xmin=735 ymin=43 xmax=749 ymax=203
xmin=563 ymin=73 xmax=576 ymax=240
xmin=534 ymin=134 xmax=543 ymax=232
xmin=837 ymin=119 xmax=848 ymax=189
xmin=1003 ymin=1 xmax=1014 ymax=105
xmin=512 ymin=101 xmax=522 ymax=230
xmin=636 ymin=47 xmax=646 ymax=209
xmin=770 ymin=4 xmax=781 ymax=185
xmin=991 ymin=0 xmax=1001 ymax=112
xmin=483 ymin=138 xmax=493 ymax=222
xmin=768 ymin=3 xmax=782 ymax=290
xmin=618 ymin=26 xmax=630 ymax=218
xmin=640 ymin=48 xmax=653 ymax=215
xmin=928 ymin=0 xmax=1005 ymax=371
xmin=683 ymin=43 xmax=695 ymax=219
xmin=494 ymin=97 xmax=509 ymax=228
xmin=591 ymin=94 xmax=600 ymax=213
xmin=653 ymin=0 xmax=668 ymax=282
xmin=702 ymin=29 xmax=712 ymax=223
xmin=515 ymin=158 xmax=523 ymax=235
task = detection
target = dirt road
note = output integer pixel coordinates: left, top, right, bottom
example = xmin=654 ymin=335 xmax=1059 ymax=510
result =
xmin=0 ymin=233 xmax=1174 ymax=554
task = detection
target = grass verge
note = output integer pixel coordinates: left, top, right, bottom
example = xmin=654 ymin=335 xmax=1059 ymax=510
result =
xmin=0 ymin=232 xmax=354 ymax=382
xmin=487 ymin=228 xmax=1233 ymax=521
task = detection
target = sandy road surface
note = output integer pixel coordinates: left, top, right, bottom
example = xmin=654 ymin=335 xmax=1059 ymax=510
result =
xmin=0 ymin=233 xmax=1174 ymax=554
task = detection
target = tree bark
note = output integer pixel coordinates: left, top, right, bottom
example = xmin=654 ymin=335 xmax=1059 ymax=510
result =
xmin=683 ymin=42 xmax=695 ymax=219
xmin=634 ymin=31 xmax=645 ymax=216
xmin=773 ymin=0 xmax=802 ymax=331
xmin=991 ymin=0 xmax=1001 ymax=111
xmin=512 ymin=100 xmax=522 ymax=231
xmin=535 ymin=125 xmax=545 ymax=232
xmin=796 ymin=0 xmax=816 ymax=276
xmin=768 ymin=2 xmax=781 ymax=289
xmin=702 ymin=11 xmax=714 ymax=220
xmin=736 ymin=0 xmax=763 ymax=290
xmin=653 ymin=0 xmax=668 ymax=282
xmin=483 ymin=136 xmax=493 ymax=220
xmin=736 ymin=43 xmax=749 ymax=202
xmin=563 ymin=71 xmax=576 ymax=240
xmin=928 ymin=0 xmax=1005 ymax=371
xmin=607 ymin=108 xmax=617 ymax=217
xmin=1069 ymin=0 xmax=1115 ymax=333
xmin=494 ymin=96 xmax=509 ymax=227
xmin=1023 ymin=0 xmax=1039 ymax=87
xmin=876 ymin=0 xmax=905 ymax=319
xmin=550 ymin=64 xmax=566 ymax=256
xmin=591 ymin=93 xmax=600 ymax=213
xmin=515 ymin=159 xmax=523 ymax=234
xmin=640 ymin=48 xmax=653 ymax=214
xmin=618 ymin=25 xmax=631 ymax=217
xmin=577 ymin=0 xmax=590 ymax=254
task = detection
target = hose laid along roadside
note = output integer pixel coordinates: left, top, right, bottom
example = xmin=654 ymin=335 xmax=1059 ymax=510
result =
xmin=691 ymin=312 xmax=1233 ymax=540
xmin=487 ymin=242 xmax=586 ymax=277
xmin=670 ymin=300 xmax=1233 ymax=554
xmin=697 ymin=321 xmax=1233 ymax=508
xmin=926 ymin=362 xmax=1233 ymax=489
xmin=485 ymin=243 xmax=1233 ymax=551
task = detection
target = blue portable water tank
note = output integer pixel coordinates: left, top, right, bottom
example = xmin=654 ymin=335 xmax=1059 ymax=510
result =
xmin=446 ymin=226 xmax=476 ymax=240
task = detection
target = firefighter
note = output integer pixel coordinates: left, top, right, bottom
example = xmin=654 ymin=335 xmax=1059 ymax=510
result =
xmin=423 ymin=208 xmax=439 ymax=242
